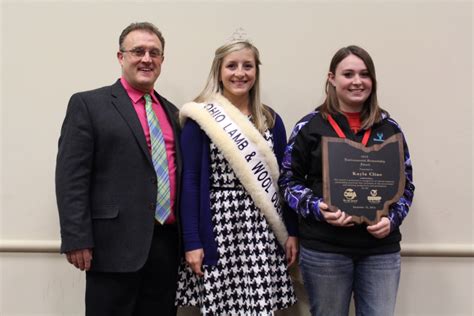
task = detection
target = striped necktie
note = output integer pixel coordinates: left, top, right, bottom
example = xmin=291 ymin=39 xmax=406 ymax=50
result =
xmin=144 ymin=93 xmax=171 ymax=224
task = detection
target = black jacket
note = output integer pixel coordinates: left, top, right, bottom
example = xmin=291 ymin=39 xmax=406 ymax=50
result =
xmin=56 ymin=80 xmax=182 ymax=272
xmin=279 ymin=111 xmax=415 ymax=255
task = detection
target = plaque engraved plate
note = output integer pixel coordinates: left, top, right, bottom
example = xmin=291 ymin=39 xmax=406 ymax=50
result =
xmin=322 ymin=134 xmax=405 ymax=225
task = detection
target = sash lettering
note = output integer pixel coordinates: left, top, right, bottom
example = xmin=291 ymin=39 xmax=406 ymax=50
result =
xmin=180 ymin=98 xmax=289 ymax=246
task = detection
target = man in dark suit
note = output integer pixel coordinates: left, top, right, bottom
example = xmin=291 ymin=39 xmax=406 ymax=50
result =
xmin=56 ymin=22 xmax=181 ymax=316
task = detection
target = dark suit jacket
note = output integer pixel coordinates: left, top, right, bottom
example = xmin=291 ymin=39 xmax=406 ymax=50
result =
xmin=56 ymin=80 xmax=182 ymax=272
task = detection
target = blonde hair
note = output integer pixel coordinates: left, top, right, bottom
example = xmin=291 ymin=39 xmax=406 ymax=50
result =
xmin=195 ymin=40 xmax=274 ymax=133
xmin=320 ymin=45 xmax=388 ymax=129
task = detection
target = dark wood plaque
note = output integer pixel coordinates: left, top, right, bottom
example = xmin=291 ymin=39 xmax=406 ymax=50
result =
xmin=322 ymin=134 xmax=405 ymax=225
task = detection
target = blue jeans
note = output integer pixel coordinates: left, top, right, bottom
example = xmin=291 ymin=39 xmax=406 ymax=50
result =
xmin=299 ymin=246 xmax=400 ymax=316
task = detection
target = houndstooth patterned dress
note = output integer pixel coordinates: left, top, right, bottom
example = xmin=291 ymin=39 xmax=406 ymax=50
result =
xmin=175 ymin=129 xmax=296 ymax=316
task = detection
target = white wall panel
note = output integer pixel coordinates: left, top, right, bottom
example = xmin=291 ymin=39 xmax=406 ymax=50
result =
xmin=1 ymin=1 xmax=472 ymax=315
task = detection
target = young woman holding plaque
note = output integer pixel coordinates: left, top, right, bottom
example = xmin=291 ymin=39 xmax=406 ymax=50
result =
xmin=174 ymin=35 xmax=297 ymax=315
xmin=279 ymin=45 xmax=415 ymax=316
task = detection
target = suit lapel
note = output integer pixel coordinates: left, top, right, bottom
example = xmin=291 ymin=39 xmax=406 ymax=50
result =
xmin=155 ymin=92 xmax=178 ymax=132
xmin=110 ymin=81 xmax=153 ymax=166
xmin=155 ymin=92 xmax=182 ymax=174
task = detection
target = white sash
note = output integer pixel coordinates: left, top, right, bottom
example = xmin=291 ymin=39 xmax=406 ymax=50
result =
xmin=180 ymin=95 xmax=289 ymax=247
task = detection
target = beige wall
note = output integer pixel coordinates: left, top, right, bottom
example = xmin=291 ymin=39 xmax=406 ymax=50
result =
xmin=1 ymin=1 xmax=472 ymax=315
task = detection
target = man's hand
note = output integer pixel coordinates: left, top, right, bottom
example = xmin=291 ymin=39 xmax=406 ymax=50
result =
xmin=66 ymin=248 xmax=93 ymax=271
xmin=185 ymin=249 xmax=204 ymax=277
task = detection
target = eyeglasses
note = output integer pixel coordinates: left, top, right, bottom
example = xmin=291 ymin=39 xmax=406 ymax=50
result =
xmin=120 ymin=47 xmax=163 ymax=58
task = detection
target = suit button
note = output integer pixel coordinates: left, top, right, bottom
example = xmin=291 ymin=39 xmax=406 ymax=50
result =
xmin=151 ymin=178 xmax=157 ymax=184
xmin=149 ymin=203 xmax=156 ymax=210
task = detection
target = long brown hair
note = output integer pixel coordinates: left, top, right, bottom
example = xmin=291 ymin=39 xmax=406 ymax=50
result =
xmin=319 ymin=45 xmax=388 ymax=129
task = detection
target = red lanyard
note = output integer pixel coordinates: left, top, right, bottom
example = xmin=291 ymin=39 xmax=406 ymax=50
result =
xmin=327 ymin=114 xmax=371 ymax=146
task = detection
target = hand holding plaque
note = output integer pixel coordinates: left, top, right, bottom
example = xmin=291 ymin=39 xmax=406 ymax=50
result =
xmin=322 ymin=134 xmax=405 ymax=225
